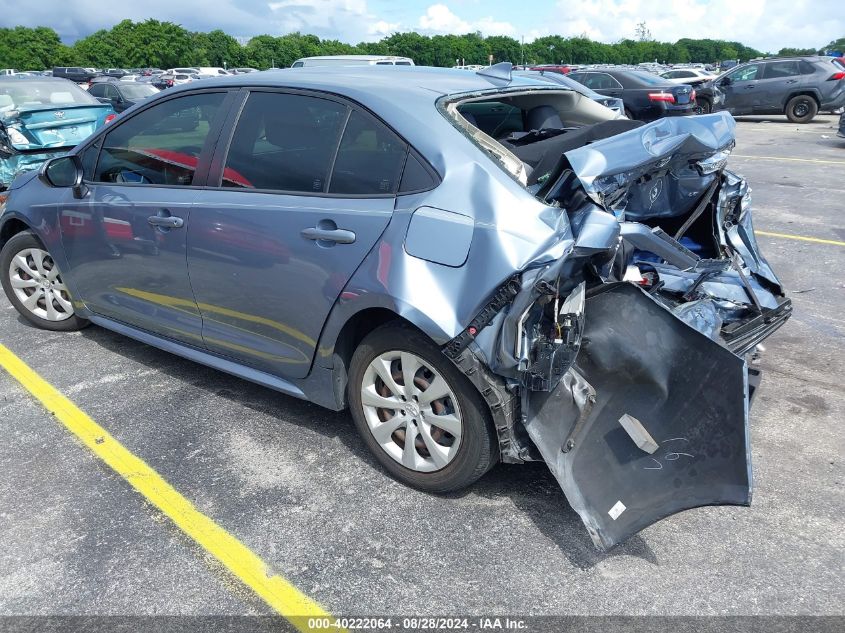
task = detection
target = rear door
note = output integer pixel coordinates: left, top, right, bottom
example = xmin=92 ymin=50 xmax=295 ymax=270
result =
xmin=755 ymin=60 xmax=806 ymax=112
xmin=186 ymin=90 xmax=407 ymax=378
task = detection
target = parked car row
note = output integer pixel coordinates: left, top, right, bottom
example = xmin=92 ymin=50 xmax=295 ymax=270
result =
xmin=564 ymin=55 xmax=845 ymax=124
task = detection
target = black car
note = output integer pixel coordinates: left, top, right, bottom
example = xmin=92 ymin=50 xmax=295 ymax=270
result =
xmin=692 ymin=82 xmax=725 ymax=114
xmin=52 ymin=67 xmax=99 ymax=84
xmin=87 ymin=80 xmax=160 ymax=113
xmin=712 ymin=56 xmax=845 ymax=123
xmin=567 ymin=69 xmax=696 ymax=120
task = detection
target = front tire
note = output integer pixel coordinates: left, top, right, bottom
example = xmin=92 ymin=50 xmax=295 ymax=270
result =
xmin=0 ymin=231 xmax=89 ymax=331
xmin=785 ymin=95 xmax=818 ymax=123
xmin=695 ymin=98 xmax=712 ymax=114
xmin=347 ymin=323 xmax=497 ymax=493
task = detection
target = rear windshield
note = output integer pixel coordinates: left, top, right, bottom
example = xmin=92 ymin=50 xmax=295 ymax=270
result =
xmin=625 ymin=71 xmax=671 ymax=85
xmin=120 ymin=84 xmax=159 ymax=99
xmin=0 ymin=80 xmax=99 ymax=108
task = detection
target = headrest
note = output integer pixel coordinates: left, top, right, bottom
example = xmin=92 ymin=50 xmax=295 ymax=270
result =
xmin=526 ymin=105 xmax=563 ymax=131
xmin=264 ymin=105 xmax=320 ymax=148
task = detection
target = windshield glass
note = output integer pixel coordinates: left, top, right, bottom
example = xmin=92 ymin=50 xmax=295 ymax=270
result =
xmin=120 ymin=84 xmax=159 ymax=99
xmin=0 ymin=80 xmax=99 ymax=108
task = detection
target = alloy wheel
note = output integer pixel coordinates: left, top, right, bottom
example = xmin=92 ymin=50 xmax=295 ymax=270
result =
xmin=360 ymin=351 xmax=463 ymax=473
xmin=8 ymin=248 xmax=74 ymax=321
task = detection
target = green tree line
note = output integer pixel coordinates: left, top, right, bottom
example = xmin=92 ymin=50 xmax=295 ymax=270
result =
xmin=0 ymin=20 xmax=841 ymax=71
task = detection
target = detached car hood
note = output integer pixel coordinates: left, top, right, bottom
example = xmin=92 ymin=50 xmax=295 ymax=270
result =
xmin=450 ymin=111 xmax=790 ymax=550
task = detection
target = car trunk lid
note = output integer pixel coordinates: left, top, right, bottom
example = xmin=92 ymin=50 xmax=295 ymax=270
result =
xmin=11 ymin=103 xmax=110 ymax=149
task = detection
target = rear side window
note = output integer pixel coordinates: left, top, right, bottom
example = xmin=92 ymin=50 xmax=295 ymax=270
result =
xmin=581 ymin=73 xmax=621 ymax=90
xmin=93 ymin=92 xmax=226 ymax=186
xmin=765 ymin=61 xmax=801 ymax=78
xmin=221 ymin=91 xmax=347 ymax=192
xmin=328 ymin=110 xmax=407 ymax=195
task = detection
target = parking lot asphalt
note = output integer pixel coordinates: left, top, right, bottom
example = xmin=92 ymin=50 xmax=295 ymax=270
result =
xmin=0 ymin=114 xmax=843 ymax=619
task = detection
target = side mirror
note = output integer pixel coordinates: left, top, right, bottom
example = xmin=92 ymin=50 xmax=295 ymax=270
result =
xmin=720 ymin=77 xmax=732 ymax=86
xmin=40 ymin=154 xmax=88 ymax=199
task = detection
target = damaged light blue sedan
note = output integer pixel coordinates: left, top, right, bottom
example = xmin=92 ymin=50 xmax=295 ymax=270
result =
xmin=0 ymin=66 xmax=791 ymax=550
xmin=0 ymin=77 xmax=115 ymax=191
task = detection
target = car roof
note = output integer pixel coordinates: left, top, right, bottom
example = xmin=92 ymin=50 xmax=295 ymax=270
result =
xmin=0 ymin=76 xmax=74 ymax=83
xmin=167 ymin=65 xmax=551 ymax=105
xmin=297 ymin=55 xmax=411 ymax=61
xmin=162 ymin=65 xmax=561 ymax=175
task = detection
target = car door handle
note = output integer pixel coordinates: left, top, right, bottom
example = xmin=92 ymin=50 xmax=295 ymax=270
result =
xmin=743 ymin=85 xmax=756 ymax=89
xmin=785 ymin=79 xmax=799 ymax=84
xmin=148 ymin=215 xmax=184 ymax=228
xmin=301 ymin=227 xmax=356 ymax=244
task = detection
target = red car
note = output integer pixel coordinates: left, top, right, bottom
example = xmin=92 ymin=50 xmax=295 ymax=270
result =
xmin=528 ymin=64 xmax=572 ymax=75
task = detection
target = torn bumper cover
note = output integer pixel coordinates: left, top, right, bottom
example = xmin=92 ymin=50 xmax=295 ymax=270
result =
xmin=523 ymin=283 xmax=752 ymax=551
xmin=449 ymin=112 xmax=790 ymax=550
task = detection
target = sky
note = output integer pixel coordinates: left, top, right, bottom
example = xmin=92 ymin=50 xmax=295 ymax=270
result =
xmin=0 ymin=0 xmax=841 ymax=53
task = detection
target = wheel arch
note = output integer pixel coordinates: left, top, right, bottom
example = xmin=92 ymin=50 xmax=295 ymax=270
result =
xmin=0 ymin=215 xmax=34 ymax=250
xmin=321 ymin=305 xmax=435 ymax=410
xmin=784 ymin=90 xmax=821 ymax=109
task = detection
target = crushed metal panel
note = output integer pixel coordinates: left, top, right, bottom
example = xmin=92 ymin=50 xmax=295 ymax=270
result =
xmin=523 ymin=282 xmax=751 ymax=551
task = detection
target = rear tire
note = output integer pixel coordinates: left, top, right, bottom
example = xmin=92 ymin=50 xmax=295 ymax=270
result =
xmin=347 ymin=322 xmax=497 ymax=493
xmin=624 ymin=107 xmax=635 ymax=120
xmin=785 ymin=95 xmax=818 ymax=123
xmin=0 ymin=231 xmax=89 ymax=331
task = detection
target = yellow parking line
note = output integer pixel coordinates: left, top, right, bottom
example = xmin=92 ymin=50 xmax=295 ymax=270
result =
xmin=732 ymin=155 xmax=845 ymax=165
xmin=0 ymin=343 xmax=336 ymax=630
xmin=756 ymin=230 xmax=845 ymax=246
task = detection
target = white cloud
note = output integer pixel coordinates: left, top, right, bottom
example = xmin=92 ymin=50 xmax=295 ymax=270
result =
xmin=418 ymin=3 xmax=515 ymax=36
xmin=0 ymin=0 xmax=840 ymax=52
xmin=369 ymin=20 xmax=400 ymax=37
xmin=532 ymin=0 xmax=843 ymax=52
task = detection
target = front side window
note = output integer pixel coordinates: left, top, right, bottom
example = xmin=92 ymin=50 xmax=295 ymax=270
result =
xmin=729 ymin=65 xmax=760 ymax=82
xmin=93 ymin=91 xmax=226 ymax=186
xmin=221 ymin=92 xmax=347 ymax=192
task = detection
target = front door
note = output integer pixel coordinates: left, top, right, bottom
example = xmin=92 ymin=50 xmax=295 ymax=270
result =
xmin=721 ymin=64 xmax=763 ymax=114
xmin=60 ymin=91 xmax=230 ymax=345
xmin=187 ymin=90 xmax=407 ymax=378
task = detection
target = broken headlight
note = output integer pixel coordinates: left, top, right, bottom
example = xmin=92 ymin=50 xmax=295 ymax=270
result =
xmin=6 ymin=127 xmax=28 ymax=146
xmin=696 ymin=148 xmax=732 ymax=175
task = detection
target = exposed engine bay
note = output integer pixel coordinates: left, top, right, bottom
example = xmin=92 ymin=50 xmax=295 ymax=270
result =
xmin=442 ymin=88 xmax=791 ymax=550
